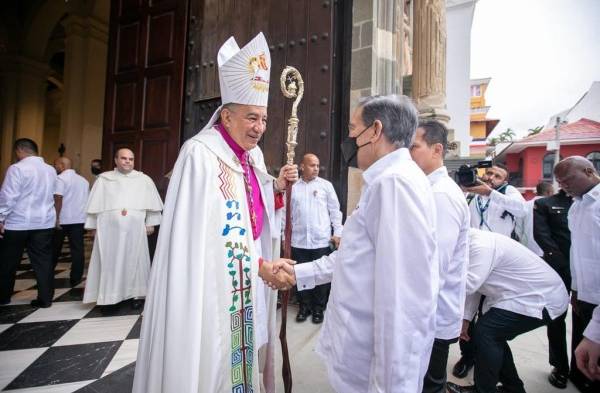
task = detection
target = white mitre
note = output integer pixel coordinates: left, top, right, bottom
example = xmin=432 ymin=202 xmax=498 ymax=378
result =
xmin=203 ymin=32 xmax=271 ymax=129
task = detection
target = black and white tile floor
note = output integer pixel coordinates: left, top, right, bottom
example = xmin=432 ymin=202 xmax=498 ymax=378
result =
xmin=0 ymin=239 xmax=140 ymax=392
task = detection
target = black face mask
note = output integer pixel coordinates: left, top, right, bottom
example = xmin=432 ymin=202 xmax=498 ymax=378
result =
xmin=91 ymin=166 xmax=102 ymax=176
xmin=341 ymin=124 xmax=373 ymax=168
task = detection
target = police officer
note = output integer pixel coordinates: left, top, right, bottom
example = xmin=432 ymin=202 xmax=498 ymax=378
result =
xmin=534 ymin=188 xmax=572 ymax=388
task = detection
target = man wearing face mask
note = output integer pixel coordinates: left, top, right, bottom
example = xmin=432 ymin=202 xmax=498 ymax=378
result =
xmin=267 ymin=94 xmax=439 ymax=392
xmin=90 ymin=159 xmax=102 ymax=178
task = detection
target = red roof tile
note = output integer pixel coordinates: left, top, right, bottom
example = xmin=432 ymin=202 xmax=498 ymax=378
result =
xmin=522 ymin=118 xmax=600 ymax=143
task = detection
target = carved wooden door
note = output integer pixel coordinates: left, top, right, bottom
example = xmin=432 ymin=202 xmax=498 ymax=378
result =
xmin=102 ymin=0 xmax=188 ymax=196
xmin=183 ymin=0 xmax=352 ymax=203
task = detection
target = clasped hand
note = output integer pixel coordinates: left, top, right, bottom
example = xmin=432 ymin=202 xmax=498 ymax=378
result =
xmin=259 ymin=258 xmax=296 ymax=290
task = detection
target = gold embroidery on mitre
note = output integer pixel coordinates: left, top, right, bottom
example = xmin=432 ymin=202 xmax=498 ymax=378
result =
xmin=247 ymin=52 xmax=270 ymax=92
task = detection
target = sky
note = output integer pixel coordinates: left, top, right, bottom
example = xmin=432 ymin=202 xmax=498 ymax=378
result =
xmin=470 ymin=0 xmax=600 ymax=138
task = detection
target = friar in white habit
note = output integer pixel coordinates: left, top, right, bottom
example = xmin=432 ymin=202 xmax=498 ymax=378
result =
xmin=133 ymin=32 xmax=298 ymax=393
xmin=83 ymin=148 xmax=163 ymax=309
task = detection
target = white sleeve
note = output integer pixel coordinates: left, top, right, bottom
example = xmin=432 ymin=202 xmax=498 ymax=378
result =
xmin=464 ymin=232 xmax=494 ymax=319
xmin=295 ymin=251 xmax=337 ymax=291
xmin=489 ymin=186 xmax=528 ymax=218
xmin=85 ymin=214 xmax=97 ymax=229
xmin=584 ymin=306 xmax=600 ymax=344
xmin=433 ymin=191 xmax=462 ymax=289
xmin=0 ymin=165 xmax=22 ymax=222
xmin=366 ymin=176 xmax=437 ymax=393
xmin=54 ymin=176 xmax=65 ymax=196
xmin=145 ymin=210 xmax=162 ymax=226
xmin=326 ymin=182 xmax=343 ymax=237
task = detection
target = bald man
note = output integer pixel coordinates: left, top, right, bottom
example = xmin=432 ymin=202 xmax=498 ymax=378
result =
xmin=554 ymin=156 xmax=600 ymax=392
xmin=52 ymin=157 xmax=89 ymax=286
xmin=84 ymin=148 xmax=163 ymax=313
xmin=289 ymin=153 xmax=343 ymax=323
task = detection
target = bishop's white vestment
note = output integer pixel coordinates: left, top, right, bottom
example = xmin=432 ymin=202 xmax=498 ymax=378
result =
xmin=132 ymin=127 xmax=281 ymax=393
xmin=83 ymin=169 xmax=163 ymax=305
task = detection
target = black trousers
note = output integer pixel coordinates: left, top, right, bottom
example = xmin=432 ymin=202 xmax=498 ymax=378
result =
xmin=546 ymin=266 xmax=571 ymax=374
xmin=422 ymin=337 xmax=457 ymax=393
xmin=0 ymin=228 xmax=54 ymax=305
xmin=472 ymin=308 xmax=551 ymax=393
xmin=570 ymin=300 xmax=600 ymax=392
xmin=291 ymin=246 xmax=331 ymax=312
xmin=52 ymin=223 xmax=85 ymax=284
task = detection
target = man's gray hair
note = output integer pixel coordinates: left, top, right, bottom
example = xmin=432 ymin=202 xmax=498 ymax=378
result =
xmin=357 ymin=94 xmax=418 ymax=148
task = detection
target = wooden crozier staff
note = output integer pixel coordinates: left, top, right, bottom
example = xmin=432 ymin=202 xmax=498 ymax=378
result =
xmin=279 ymin=66 xmax=304 ymax=393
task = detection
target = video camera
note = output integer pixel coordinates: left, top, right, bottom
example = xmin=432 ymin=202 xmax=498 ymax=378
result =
xmin=454 ymin=160 xmax=493 ymax=187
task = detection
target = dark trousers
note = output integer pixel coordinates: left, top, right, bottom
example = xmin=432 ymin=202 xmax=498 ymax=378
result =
xmin=459 ymin=321 xmax=476 ymax=363
xmin=0 ymin=228 xmax=54 ymax=305
xmin=423 ymin=337 xmax=457 ymax=393
xmin=472 ymin=308 xmax=551 ymax=393
xmin=570 ymin=300 xmax=600 ymax=392
xmin=291 ymin=246 xmax=331 ymax=312
xmin=52 ymin=223 xmax=85 ymax=284
xmin=546 ymin=264 xmax=571 ymax=374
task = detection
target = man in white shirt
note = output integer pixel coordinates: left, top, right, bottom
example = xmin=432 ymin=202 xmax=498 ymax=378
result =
xmin=447 ymin=229 xmax=569 ymax=393
xmin=52 ymin=157 xmax=90 ymax=287
xmin=269 ymin=94 xmax=439 ymax=392
xmin=410 ymin=120 xmax=470 ymax=393
xmin=0 ymin=139 xmax=57 ymax=308
xmin=454 ymin=163 xmax=529 ymax=379
xmin=554 ymin=156 xmax=600 ymax=392
xmin=465 ymin=164 xmax=527 ymax=239
xmin=289 ymin=153 xmax=343 ymax=324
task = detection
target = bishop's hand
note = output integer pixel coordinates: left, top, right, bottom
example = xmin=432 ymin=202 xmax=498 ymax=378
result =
xmin=275 ymin=164 xmax=299 ymax=192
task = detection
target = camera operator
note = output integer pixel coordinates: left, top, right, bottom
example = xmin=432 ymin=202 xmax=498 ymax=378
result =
xmin=464 ymin=164 xmax=527 ymax=239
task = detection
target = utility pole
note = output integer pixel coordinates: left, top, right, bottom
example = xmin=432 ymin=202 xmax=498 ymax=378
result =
xmin=553 ymin=116 xmax=566 ymax=190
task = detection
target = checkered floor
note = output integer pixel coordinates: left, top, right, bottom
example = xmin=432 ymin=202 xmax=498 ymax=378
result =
xmin=0 ymin=237 xmax=140 ymax=392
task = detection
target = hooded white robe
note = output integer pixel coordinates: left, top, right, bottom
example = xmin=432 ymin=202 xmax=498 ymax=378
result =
xmin=132 ymin=126 xmax=281 ymax=393
xmin=84 ymin=169 xmax=163 ymax=305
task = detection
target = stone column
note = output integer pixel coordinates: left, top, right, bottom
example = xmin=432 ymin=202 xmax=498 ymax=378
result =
xmin=60 ymin=15 xmax=108 ymax=180
xmin=412 ymin=0 xmax=450 ymax=125
xmin=0 ymin=55 xmax=49 ymax=181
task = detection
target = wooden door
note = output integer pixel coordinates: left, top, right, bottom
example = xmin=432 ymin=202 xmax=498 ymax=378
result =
xmin=102 ymin=0 xmax=188 ymax=196
xmin=183 ymin=0 xmax=352 ymax=207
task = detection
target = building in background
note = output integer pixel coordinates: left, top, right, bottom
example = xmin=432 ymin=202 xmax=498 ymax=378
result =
xmin=494 ymin=82 xmax=600 ymax=199
xmin=469 ymin=77 xmax=499 ymax=157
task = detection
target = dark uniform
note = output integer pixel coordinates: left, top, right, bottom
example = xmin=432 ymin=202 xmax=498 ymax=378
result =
xmin=533 ymin=190 xmax=573 ymax=385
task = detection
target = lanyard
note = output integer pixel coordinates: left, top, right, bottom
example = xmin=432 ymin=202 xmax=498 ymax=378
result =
xmin=476 ymin=195 xmax=492 ymax=231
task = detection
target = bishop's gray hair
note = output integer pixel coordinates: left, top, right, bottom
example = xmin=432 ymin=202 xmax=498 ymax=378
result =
xmin=357 ymin=94 xmax=418 ymax=149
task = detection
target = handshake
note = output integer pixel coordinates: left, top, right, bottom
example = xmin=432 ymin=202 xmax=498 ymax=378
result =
xmin=258 ymin=258 xmax=297 ymax=290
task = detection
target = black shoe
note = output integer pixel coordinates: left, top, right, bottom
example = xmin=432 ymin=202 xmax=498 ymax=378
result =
xmin=452 ymin=356 xmax=474 ymax=379
xmin=30 ymin=299 xmax=51 ymax=308
xmin=312 ymin=310 xmax=324 ymax=324
xmin=296 ymin=308 xmax=311 ymax=322
xmin=70 ymin=278 xmax=81 ymax=287
xmin=548 ymin=368 xmax=568 ymax=389
xmin=100 ymin=303 xmax=120 ymax=315
xmin=446 ymin=382 xmax=476 ymax=393
xmin=131 ymin=299 xmax=144 ymax=310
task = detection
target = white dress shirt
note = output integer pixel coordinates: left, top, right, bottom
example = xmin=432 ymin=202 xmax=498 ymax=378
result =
xmin=54 ymin=169 xmax=90 ymax=225
xmin=469 ymin=184 xmax=527 ymax=238
xmin=568 ymin=182 xmax=600 ymax=305
xmin=428 ymin=166 xmax=470 ymax=340
xmin=465 ymin=229 xmax=569 ymax=322
xmin=289 ymin=176 xmax=343 ymax=249
xmin=0 ymin=156 xmax=56 ymax=230
xmin=295 ymin=148 xmax=438 ymax=393
xmin=584 ymin=306 xmax=600 ymax=344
